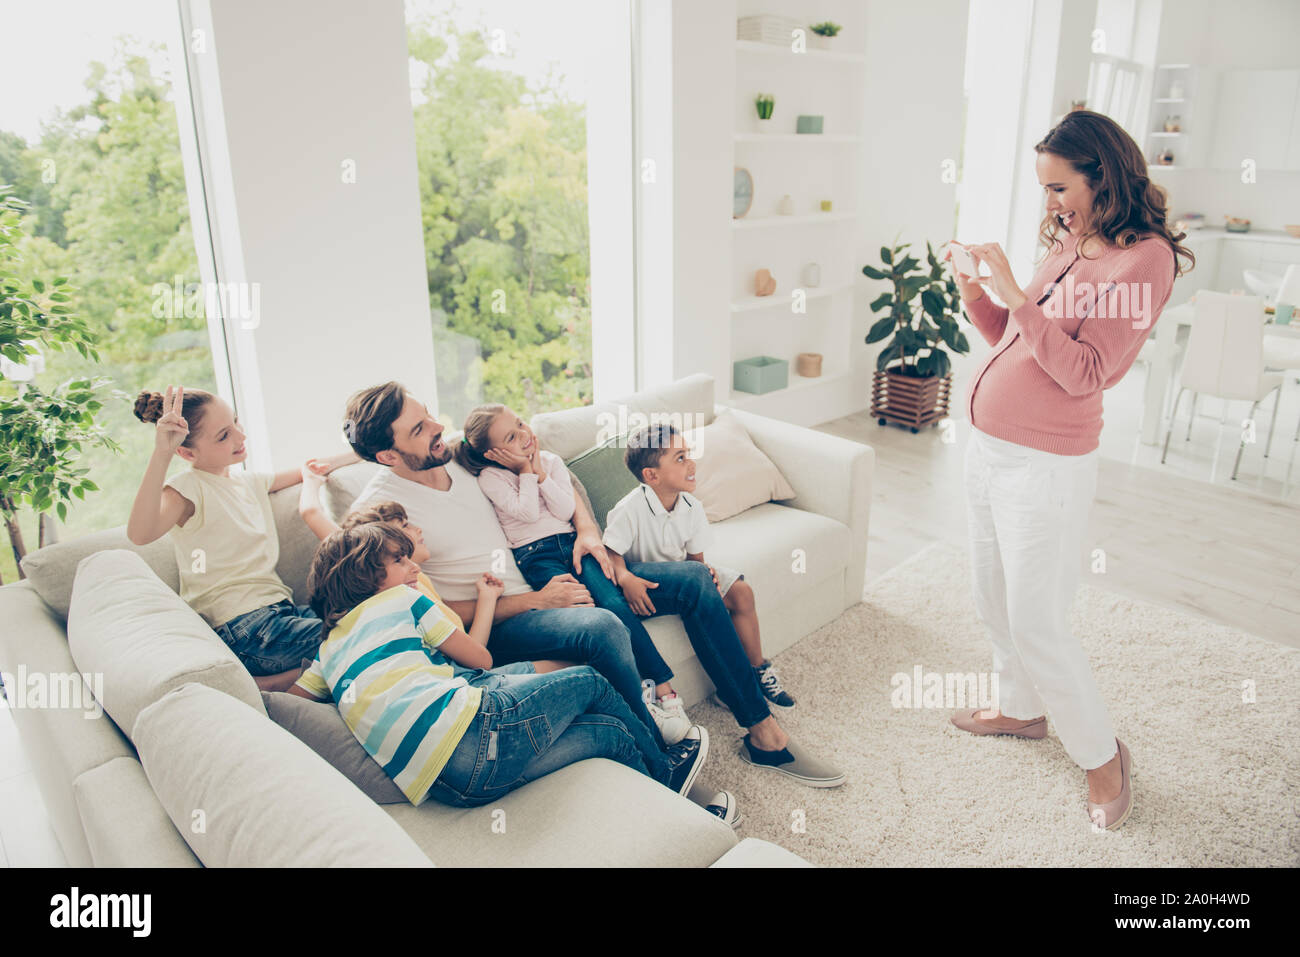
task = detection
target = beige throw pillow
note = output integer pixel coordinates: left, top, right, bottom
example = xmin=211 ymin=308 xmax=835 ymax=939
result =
xmin=685 ymin=410 xmax=795 ymax=523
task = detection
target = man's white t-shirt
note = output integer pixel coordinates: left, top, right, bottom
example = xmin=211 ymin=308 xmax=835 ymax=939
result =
xmin=350 ymin=461 xmax=532 ymax=602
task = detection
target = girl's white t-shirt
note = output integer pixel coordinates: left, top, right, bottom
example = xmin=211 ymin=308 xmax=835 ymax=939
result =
xmin=164 ymin=468 xmax=293 ymax=627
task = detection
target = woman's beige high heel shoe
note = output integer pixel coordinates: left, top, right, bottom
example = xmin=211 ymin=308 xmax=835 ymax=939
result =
xmin=1086 ymin=738 xmax=1133 ymax=830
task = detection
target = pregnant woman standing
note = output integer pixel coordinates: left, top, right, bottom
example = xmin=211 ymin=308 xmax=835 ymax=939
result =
xmin=947 ymin=110 xmax=1194 ymax=829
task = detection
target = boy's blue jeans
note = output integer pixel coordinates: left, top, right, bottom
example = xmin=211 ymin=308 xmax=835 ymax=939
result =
xmin=427 ymin=665 xmax=671 ymax=807
xmin=214 ymin=600 xmax=323 ymax=675
xmin=626 ymin=560 xmax=772 ymax=729
xmin=486 ymin=601 xmax=665 ymax=748
xmin=513 ymin=532 xmax=675 ymax=686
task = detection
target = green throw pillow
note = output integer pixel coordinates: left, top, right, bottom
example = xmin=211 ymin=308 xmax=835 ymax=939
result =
xmin=565 ymin=437 xmax=639 ymax=533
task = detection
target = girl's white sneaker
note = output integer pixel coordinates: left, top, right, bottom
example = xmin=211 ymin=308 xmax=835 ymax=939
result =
xmin=647 ymin=692 xmax=692 ymax=745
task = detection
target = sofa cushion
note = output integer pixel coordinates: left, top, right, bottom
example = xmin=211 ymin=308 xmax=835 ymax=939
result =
xmin=685 ymin=410 xmax=796 ymax=522
xmin=319 ymin=460 xmax=384 ymax=522
xmin=707 ymin=502 xmax=849 ymax=607
xmin=67 ymin=550 xmax=265 ymax=737
xmin=0 ymin=580 xmax=140 ymax=866
xmin=72 ymin=757 xmax=201 ymax=867
xmin=20 ymin=527 xmax=178 ymax=621
xmin=268 ymin=482 xmax=328 ymax=605
xmin=134 ymin=683 xmax=433 ymax=867
xmin=260 ymin=691 xmax=406 ymax=805
xmin=531 ymin=372 xmax=717 ymax=460
xmin=381 ymin=757 xmax=737 ymax=866
xmin=710 ymin=837 xmax=814 ymax=867
xmin=564 ymin=437 xmax=638 ymax=533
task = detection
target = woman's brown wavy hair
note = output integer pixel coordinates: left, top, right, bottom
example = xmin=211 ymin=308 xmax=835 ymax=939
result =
xmin=1034 ymin=109 xmax=1194 ymax=278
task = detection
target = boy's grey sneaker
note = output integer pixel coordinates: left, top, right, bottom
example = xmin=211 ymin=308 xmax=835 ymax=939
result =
xmin=739 ymin=733 xmax=844 ymax=788
xmin=755 ymin=660 xmax=795 ymax=708
xmin=665 ymin=725 xmax=709 ymax=796
xmin=704 ymin=789 xmax=742 ymax=829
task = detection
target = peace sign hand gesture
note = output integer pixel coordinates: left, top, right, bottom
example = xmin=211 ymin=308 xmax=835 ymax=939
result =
xmin=155 ymin=385 xmax=190 ymax=455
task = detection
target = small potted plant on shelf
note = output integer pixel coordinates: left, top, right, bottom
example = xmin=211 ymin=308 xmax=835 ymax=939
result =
xmin=809 ymin=21 xmax=842 ymax=49
xmin=755 ymin=93 xmax=774 ymax=131
xmin=863 ymin=240 xmax=971 ymax=433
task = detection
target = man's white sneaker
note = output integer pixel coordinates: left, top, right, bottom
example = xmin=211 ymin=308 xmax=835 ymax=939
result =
xmin=647 ymin=692 xmax=692 ymax=745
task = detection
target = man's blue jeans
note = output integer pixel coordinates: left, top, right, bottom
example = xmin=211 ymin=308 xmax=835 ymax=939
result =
xmin=486 ymin=603 xmax=665 ymax=747
xmin=513 ymin=532 xmax=675 ymax=686
xmin=426 ymin=666 xmax=671 ymax=807
xmin=627 ymin=560 xmax=771 ymax=729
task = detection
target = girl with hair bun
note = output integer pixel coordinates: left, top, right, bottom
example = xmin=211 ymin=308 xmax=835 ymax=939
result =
xmin=127 ymin=385 xmax=357 ymax=691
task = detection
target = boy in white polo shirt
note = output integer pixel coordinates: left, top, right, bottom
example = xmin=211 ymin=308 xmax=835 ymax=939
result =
xmin=599 ymin=424 xmax=844 ymax=788
xmin=603 ymin=424 xmax=795 ymax=710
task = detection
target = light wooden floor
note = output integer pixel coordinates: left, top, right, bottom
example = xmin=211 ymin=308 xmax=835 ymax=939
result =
xmin=820 ymin=410 xmax=1300 ymax=652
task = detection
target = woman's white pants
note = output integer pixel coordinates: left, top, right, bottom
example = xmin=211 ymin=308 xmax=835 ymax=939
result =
xmin=964 ymin=426 xmax=1117 ymax=771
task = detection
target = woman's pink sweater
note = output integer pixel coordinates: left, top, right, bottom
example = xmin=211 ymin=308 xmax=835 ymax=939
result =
xmin=963 ymin=231 xmax=1177 ymax=455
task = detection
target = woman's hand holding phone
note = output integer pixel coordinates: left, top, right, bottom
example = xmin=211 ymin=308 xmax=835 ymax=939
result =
xmin=944 ymin=242 xmax=986 ymax=303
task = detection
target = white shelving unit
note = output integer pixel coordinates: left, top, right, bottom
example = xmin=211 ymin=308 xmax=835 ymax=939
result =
xmin=1145 ymin=64 xmax=1215 ymax=172
xmin=728 ymin=5 xmax=865 ymax=419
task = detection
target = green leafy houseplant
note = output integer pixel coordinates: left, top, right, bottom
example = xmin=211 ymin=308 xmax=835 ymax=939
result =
xmin=755 ymin=94 xmax=774 ymax=119
xmin=810 ymin=22 xmax=842 ymax=37
xmin=863 ymin=239 xmax=970 ymax=378
xmin=0 ymin=185 xmax=119 ymax=580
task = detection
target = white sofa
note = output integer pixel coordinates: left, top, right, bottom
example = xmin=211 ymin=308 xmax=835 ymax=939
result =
xmin=0 ymin=374 xmax=872 ymax=867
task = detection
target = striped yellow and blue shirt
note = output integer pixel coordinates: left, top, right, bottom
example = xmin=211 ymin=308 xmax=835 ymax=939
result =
xmin=295 ymin=584 xmax=481 ymax=805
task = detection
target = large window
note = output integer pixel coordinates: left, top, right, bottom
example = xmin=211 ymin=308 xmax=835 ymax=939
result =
xmin=0 ymin=1 xmax=220 ymax=581
xmin=404 ymin=0 xmax=610 ymax=429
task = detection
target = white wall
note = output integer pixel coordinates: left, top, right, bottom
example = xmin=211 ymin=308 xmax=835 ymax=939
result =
xmin=668 ymin=0 xmax=734 ymax=394
xmin=1151 ymin=0 xmax=1300 ymax=231
xmin=857 ymin=0 xmax=970 ymax=407
xmin=188 ymin=0 xmax=437 ymax=469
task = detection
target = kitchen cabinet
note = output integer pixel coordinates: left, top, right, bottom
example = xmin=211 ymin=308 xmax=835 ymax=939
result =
xmin=1208 ymin=69 xmax=1300 ymax=172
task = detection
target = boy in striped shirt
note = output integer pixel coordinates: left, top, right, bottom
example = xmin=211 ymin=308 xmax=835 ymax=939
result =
xmin=289 ymin=523 xmax=708 ymax=807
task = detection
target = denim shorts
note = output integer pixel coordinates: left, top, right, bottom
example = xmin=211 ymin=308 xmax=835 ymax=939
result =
xmin=214 ymin=600 xmax=324 ymax=676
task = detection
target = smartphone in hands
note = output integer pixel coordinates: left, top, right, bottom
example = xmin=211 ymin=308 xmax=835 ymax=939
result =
xmin=948 ymin=241 xmax=980 ymax=278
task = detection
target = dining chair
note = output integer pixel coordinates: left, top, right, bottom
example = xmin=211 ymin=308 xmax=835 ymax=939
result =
xmin=1161 ymin=291 xmax=1284 ymax=480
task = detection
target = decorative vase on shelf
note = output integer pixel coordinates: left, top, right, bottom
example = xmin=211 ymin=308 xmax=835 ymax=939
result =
xmin=796 ymin=353 xmax=823 ymax=377
xmin=1169 ymin=80 xmax=1184 ymax=99
xmin=819 ymin=199 xmax=832 ymax=212
xmin=754 ymin=269 xmax=777 ymax=296
xmin=802 ymin=263 xmax=821 ymax=287
xmin=1157 ymin=147 xmax=1175 ymax=166
xmin=777 ymin=194 xmax=795 ymax=216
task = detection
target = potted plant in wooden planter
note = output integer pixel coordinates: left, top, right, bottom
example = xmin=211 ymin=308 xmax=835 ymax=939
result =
xmin=863 ymin=240 xmax=970 ymax=433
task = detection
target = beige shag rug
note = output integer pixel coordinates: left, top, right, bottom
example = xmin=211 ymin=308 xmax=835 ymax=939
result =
xmin=689 ymin=541 xmax=1300 ymax=866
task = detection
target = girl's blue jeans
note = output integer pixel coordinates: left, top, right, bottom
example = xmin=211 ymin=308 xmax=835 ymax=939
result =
xmin=512 ymin=532 xmax=674 ymax=686
xmin=215 ymin=600 xmax=322 ymax=675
